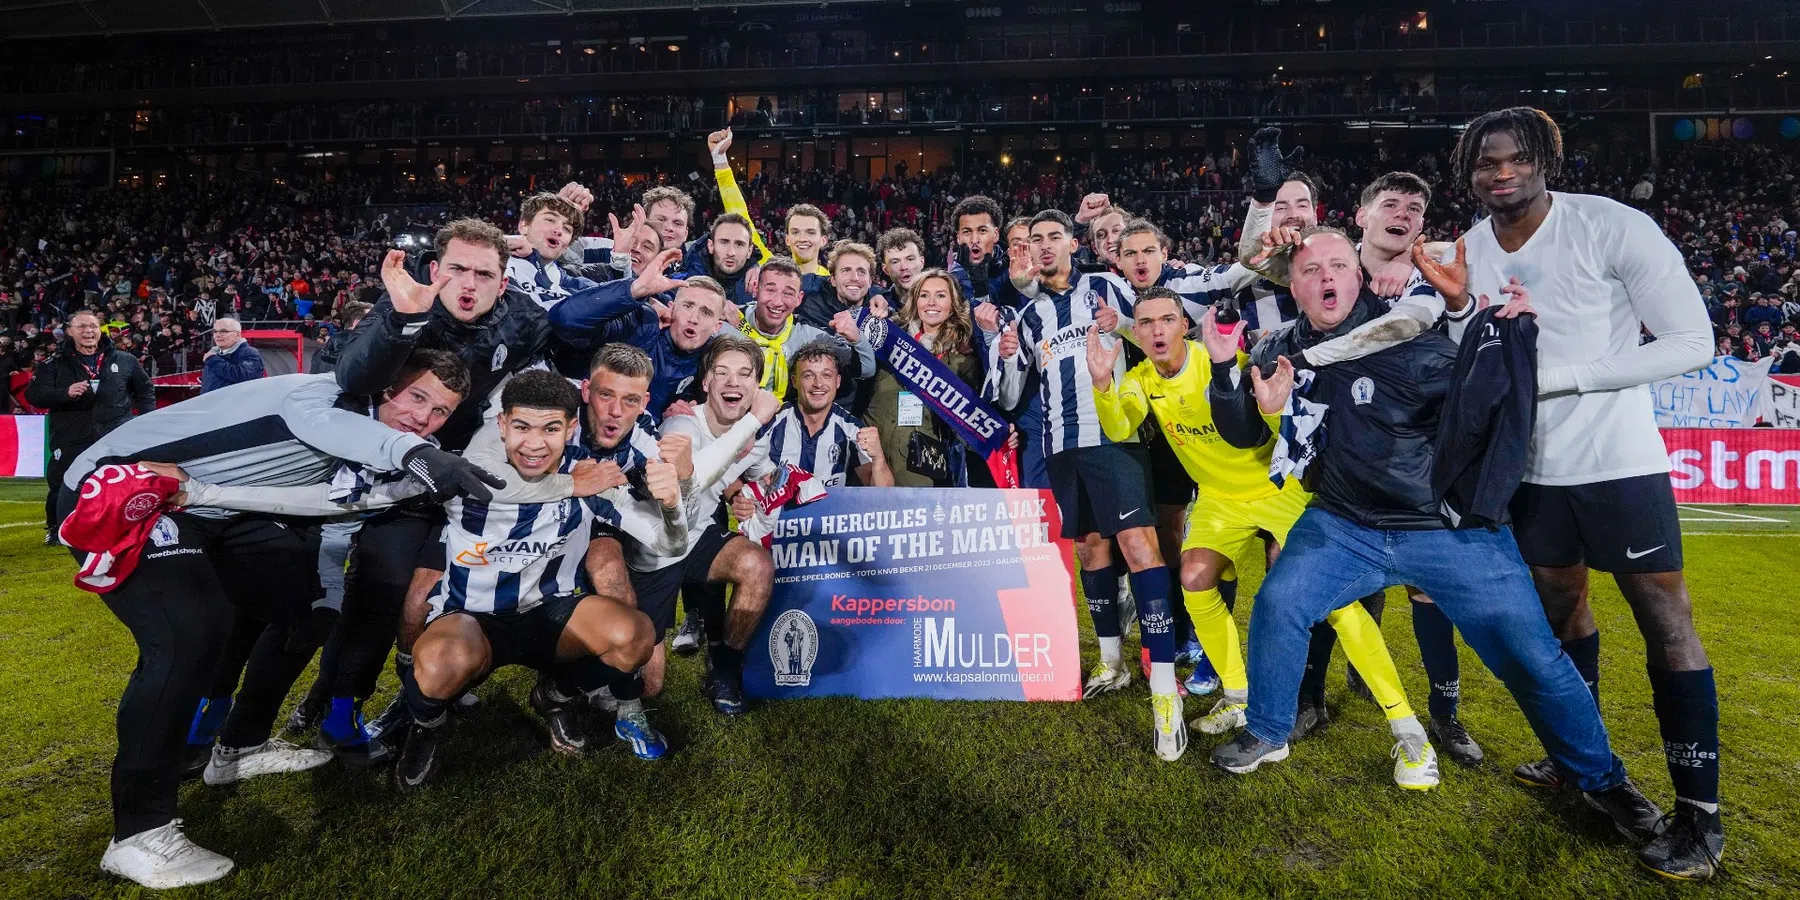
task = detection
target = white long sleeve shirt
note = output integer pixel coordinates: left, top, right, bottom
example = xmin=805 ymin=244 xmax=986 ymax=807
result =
xmin=1463 ymin=192 xmax=1712 ymax=485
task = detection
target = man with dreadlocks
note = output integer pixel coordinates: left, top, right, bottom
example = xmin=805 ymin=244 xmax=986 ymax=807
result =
xmin=1413 ymin=106 xmax=1720 ymax=880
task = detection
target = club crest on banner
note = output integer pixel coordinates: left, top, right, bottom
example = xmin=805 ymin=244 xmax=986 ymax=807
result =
xmin=770 ymin=609 xmax=818 ymax=687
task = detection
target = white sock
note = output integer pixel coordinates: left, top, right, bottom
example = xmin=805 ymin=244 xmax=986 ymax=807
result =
xmin=1223 ymin=688 xmax=1248 ymax=704
xmin=615 ymin=697 xmax=644 ymax=717
xmin=1150 ymin=661 xmax=1177 ymax=695
xmin=1678 ymin=797 xmax=1721 ymax=815
xmin=1389 ymin=715 xmax=1426 ymax=741
xmin=1098 ymin=636 xmax=1122 ymax=664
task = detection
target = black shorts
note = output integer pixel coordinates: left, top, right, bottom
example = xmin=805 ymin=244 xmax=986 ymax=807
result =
xmin=1045 ymin=443 xmax=1155 ymax=539
xmin=627 ymin=524 xmax=735 ymax=640
xmin=1147 ymin=428 xmax=1196 ymax=507
xmin=1510 ymin=473 xmax=1684 ymax=574
xmin=438 ymin=592 xmax=584 ymax=673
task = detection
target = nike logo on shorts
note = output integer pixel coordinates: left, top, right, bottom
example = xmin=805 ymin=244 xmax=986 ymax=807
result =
xmin=1625 ymin=545 xmax=1666 ymax=560
xmin=1119 ymin=508 xmax=1140 ymax=520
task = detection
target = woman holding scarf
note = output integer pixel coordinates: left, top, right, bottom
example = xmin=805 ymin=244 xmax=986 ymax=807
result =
xmin=866 ymin=269 xmax=992 ymax=487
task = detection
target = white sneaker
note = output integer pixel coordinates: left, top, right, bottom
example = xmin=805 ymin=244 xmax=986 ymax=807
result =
xmin=1191 ymin=698 xmax=1249 ymax=735
xmin=1392 ymin=735 xmax=1441 ymax=791
xmin=203 ymin=738 xmax=331 ymax=786
xmin=100 ymin=819 xmax=234 ymax=889
xmin=1152 ymin=692 xmax=1187 ymax=762
xmin=1082 ymin=658 xmax=1132 ymax=698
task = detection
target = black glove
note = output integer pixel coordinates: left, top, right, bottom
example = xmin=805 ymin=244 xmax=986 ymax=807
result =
xmin=956 ymin=243 xmax=993 ymax=301
xmin=402 ymin=444 xmax=507 ymax=503
xmin=284 ymin=605 xmax=341 ymax=654
xmin=1248 ymin=126 xmax=1304 ymax=204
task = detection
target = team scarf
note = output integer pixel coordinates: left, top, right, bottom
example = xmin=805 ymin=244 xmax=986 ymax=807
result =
xmin=744 ymin=316 xmax=796 ymax=398
xmin=857 ymin=308 xmax=1019 ymax=487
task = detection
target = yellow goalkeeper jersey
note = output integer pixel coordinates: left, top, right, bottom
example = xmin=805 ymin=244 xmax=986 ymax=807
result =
xmin=1093 ymin=340 xmax=1291 ymax=502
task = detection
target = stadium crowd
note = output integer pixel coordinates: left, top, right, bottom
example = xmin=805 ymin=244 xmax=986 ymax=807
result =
xmin=6 ymin=138 xmax=1797 ymax=411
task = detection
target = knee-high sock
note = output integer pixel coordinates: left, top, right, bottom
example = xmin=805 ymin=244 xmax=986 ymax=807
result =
xmin=1411 ymin=600 xmax=1462 ymax=721
xmin=401 ymin=675 xmax=449 ymax=728
xmin=1184 ymin=586 xmax=1245 ymax=695
xmin=1299 ymin=621 xmax=1336 ymax=706
xmin=1562 ymin=631 xmax=1600 ymax=708
xmin=689 ymin=583 xmax=728 ymax=644
xmin=1648 ymin=666 xmax=1720 ymax=809
xmin=1079 ymin=568 xmax=1122 ymax=662
xmin=1326 ymin=604 xmax=1413 ymax=722
xmin=1170 ymin=582 xmax=1195 ymax=648
xmin=1131 ymin=567 xmax=1176 ymax=695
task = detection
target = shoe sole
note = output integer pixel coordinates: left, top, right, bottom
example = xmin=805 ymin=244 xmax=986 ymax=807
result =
xmin=1081 ymin=679 xmax=1130 ymax=699
xmin=1396 ymin=778 xmax=1440 ymax=791
xmin=1639 ymin=858 xmax=1718 ymax=882
xmin=1512 ymin=772 xmax=1567 ymax=791
xmin=1214 ymin=743 xmax=1290 ymax=774
xmin=101 ymin=859 xmax=234 ymax=889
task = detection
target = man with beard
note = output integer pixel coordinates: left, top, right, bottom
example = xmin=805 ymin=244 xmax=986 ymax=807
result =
xmin=548 ymin=275 xmax=732 ymax=422
xmin=1415 ymin=107 xmax=1721 ymax=880
xmin=741 ymin=257 xmax=875 ymax=400
xmin=681 ymin=213 xmax=761 ymax=309
xmin=994 ymin=211 xmax=1183 ymax=755
xmin=794 ymin=241 xmax=879 ymax=330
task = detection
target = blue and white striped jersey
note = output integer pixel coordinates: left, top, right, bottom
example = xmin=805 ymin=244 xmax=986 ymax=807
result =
xmin=764 ymin=402 xmax=871 ymax=489
xmin=506 ymin=251 xmax=602 ymax=311
xmin=996 ymin=271 xmax=1137 ymax=455
xmin=433 ymin=448 xmax=605 ymax=617
xmin=1160 ymin=262 xmax=1258 ymax=323
xmin=1238 ymin=244 xmax=1444 ymax=336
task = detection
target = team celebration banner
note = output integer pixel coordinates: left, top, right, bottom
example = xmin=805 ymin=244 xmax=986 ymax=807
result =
xmin=1651 ymin=356 xmax=1773 ymax=428
xmin=1664 ymin=427 xmax=1800 ymax=504
xmin=744 ymin=486 xmax=1081 ymax=701
xmin=0 ymin=416 xmax=45 ymax=478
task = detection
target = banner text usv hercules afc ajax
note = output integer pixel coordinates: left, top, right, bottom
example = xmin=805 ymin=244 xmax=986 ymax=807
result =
xmin=744 ymin=487 xmax=1081 ymax=701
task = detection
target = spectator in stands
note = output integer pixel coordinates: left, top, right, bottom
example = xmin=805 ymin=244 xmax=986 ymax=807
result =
xmin=1745 ymin=295 xmax=1784 ymax=331
xmin=201 ymin=317 xmax=264 ymax=393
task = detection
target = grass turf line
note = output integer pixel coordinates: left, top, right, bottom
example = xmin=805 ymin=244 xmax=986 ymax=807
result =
xmin=0 ymin=478 xmax=1795 ymax=898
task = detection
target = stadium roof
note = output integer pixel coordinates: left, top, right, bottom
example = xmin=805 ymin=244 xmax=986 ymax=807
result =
xmin=0 ymin=0 xmax=877 ymax=39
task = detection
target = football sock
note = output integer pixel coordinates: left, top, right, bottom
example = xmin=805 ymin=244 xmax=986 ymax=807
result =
xmin=1411 ymin=599 xmax=1462 ymax=721
xmin=1181 ymin=585 xmax=1246 ymax=693
xmin=1327 ymin=602 xmax=1414 ymax=722
xmin=1129 ymin=567 xmax=1177 ymax=695
xmin=402 ymin=678 xmax=448 ymax=728
xmin=1080 ymin=568 xmax=1122 ymax=663
xmin=1299 ymin=622 xmax=1337 ymax=707
xmin=321 ymin=696 xmax=367 ymax=745
xmin=184 ymin=696 xmax=232 ymax=745
xmin=1648 ymin=666 xmax=1721 ymax=811
xmin=1563 ymin=631 xmax=1601 ymax=707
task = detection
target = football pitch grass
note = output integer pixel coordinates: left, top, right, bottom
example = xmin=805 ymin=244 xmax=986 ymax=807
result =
xmin=2 ymin=479 xmax=1797 ymax=899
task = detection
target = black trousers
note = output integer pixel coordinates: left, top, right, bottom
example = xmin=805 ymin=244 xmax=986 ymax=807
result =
xmin=322 ymin=511 xmax=437 ymax=701
xmin=80 ymin=510 xmax=313 ymax=840
xmin=208 ymin=523 xmax=323 ymax=750
xmin=43 ymin=440 xmax=90 ymax=532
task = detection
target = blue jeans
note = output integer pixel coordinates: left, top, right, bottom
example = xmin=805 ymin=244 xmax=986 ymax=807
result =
xmin=1245 ymin=507 xmax=1627 ymax=793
